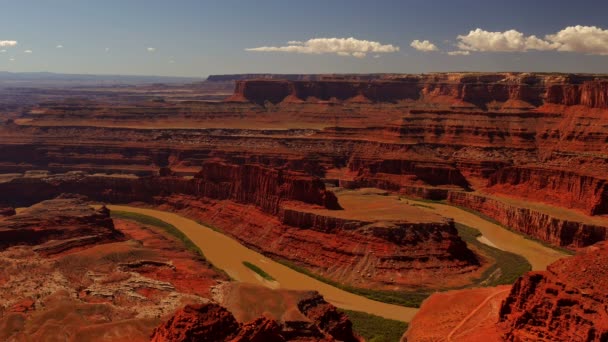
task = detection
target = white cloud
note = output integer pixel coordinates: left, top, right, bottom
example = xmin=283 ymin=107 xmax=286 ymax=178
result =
xmin=456 ymin=28 xmax=557 ymax=52
xmin=447 ymin=50 xmax=471 ymax=56
xmin=147 ymin=47 xmax=156 ymax=52
xmin=168 ymin=59 xmax=175 ymax=64
xmin=246 ymin=37 xmax=399 ymax=58
xmin=0 ymin=40 xmax=17 ymax=47
xmin=56 ymin=44 xmax=63 ymax=48
xmin=105 ymin=47 xmax=110 ymax=52
xmin=9 ymin=58 xmax=15 ymax=62
xmin=373 ymin=54 xmax=381 ymax=58
xmin=546 ymin=25 xmax=608 ymax=55
xmin=410 ymin=39 xmax=438 ymax=52
xmin=23 ymin=49 xmax=32 ymax=54
xmin=0 ymin=50 xmax=6 ymax=53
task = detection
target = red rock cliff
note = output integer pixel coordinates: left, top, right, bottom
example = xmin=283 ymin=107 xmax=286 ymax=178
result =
xmin=487 ymin=166 xmax=608 ymax=215
xmin=228 ymin=73 xmax=608 ymax=109
xmin=447 ymin=191 xmax=607 ymax=248
xmin=499 ymin=242 xmax=608 ymax=341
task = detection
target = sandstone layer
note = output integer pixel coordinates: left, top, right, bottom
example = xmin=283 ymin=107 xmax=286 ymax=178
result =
xmin=499 ymin=242 xmax=608 ymax=341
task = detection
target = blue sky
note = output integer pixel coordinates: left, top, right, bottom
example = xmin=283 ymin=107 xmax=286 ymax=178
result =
xmin=1 ymin=0 xmax=608 ymax=76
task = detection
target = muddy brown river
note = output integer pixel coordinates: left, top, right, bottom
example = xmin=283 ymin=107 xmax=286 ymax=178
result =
xmin=108 ymin=205 xmax=419 ymax=322
xmin=108 ymin=201 xmax=568 ymax=322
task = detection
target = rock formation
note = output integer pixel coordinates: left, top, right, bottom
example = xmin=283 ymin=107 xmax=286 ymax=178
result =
xmin=0 ymin=198 xmax=123 ymax=252
xmin=447 ymin=191 xmax=607 ymax=248
xmin=499 ymin=242 xmax=608 ymax=341
xmin=150 ymin=292 xmax=360 ymax=342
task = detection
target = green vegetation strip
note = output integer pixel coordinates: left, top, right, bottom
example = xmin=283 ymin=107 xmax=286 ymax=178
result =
xmin=340 ymin=309 xmax=408 ymax=342
xmin=242 ymin=261 xmax=276 ymax=281
xmin=111 ymin=210 xmax=205 ymax=257
xmin=276 ymin=259 xmax=431 ymax=308
xmin=456 ymin=223 xmax=531 ymax=286
xmin=110 ymin=210 xmax=233 ymax=279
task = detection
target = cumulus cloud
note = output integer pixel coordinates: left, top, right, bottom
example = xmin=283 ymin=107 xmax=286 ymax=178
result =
xmin=9 ymin=58 xmax=14 ymax=61
xmin=105 ymin=47 xmax=110 ymax=52
xmin=447 ymin=50 xmax=470 ymax=56
xmin=410 ymin=39 xmax=438 ymax=52
xmin=0 ymin=40 xmax=17 ymax=47
xmin=546 ymin=25 xmax=608 ymax=55
xmin=23 ymin=49 xmax=32 ymax=54
xmin=456 ymin=28 xmax=557 ymax=52
xmin=147 ymin=47 xmax=156 ymax=52
xmin=56 ymin=44 xmax=63 ymax=48
xmin=0 ymin=50 xmax=6 ymax=53
xmin=454 ymin=26 xmax=608 ymax=55
xmin=246 ymin=37 xmax=399 ymax=58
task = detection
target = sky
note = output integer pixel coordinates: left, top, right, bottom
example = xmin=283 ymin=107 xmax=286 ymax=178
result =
xmin=1 ymin=0 xmax=608 ymax=77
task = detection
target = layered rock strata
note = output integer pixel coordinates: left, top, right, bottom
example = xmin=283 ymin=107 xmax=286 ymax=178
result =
xmin=499 ymin=242 xmax=608 ymax=341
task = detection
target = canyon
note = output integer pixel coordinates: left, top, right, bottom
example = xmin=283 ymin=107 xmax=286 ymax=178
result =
xmin=1 ymin=72 xmax=608 ymax=341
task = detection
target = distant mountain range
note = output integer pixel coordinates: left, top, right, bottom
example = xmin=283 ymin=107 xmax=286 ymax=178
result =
xmin=0 ymin=71 xmax=203 ymax=87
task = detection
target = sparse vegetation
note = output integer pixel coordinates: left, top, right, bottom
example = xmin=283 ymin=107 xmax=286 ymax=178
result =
xmin=242 ymin=261 xmax=275 ymax=281
xmin=111 ymin=210 xmax=205 ymax=258
xmin=340 ymin=309 xmax=408 ymax=342
xmin=276 ymin=259 xmax=431 ymax=308
xmin=456 ymin=223 xmax=532 ymax=285
xmin=411 ymin=202 xmax=435 ymax=209
xmin=110 ymin=210 xmax=233 ymax=279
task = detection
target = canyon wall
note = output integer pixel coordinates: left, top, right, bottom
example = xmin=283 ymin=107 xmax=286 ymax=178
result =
xmin=447 ymin=191 xmax=607 ymax=248
xmin=487 ymin=166 xmax=608 ymax=215
xmin=0 ymin=161 xmax=339 ymax=215
xmin=499 ymin=242 xmax=608 ymax=341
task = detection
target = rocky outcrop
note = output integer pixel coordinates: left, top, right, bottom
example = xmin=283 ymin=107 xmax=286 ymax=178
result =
xmin=150 ymin=295 xmax=360 ymax=342
xmin=0 ymin=198 xmax=122 ymax=251
xmin=297 ymin=293 xmax=359 ymax=342
xmin=447 ymin=192 xmax=607 ymax=248
xmin=150 ymin=303 xmax=243 ymax=342
xmin=0 ymin=206 xmax=15 ymax=217
xmin=499 ymin=242 xmax=608 ymax=341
